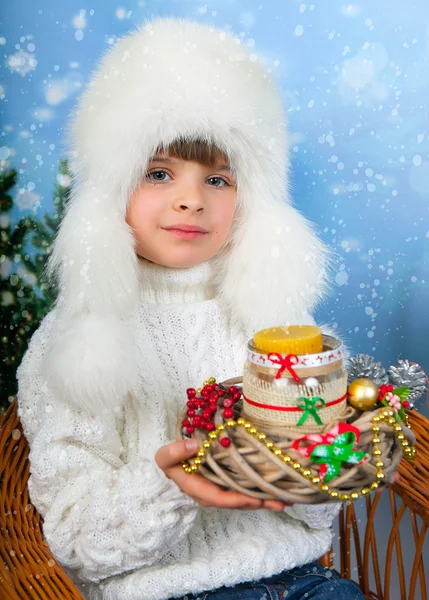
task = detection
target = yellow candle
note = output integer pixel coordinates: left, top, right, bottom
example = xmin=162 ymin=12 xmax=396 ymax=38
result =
xmin=253 ymin=325 xmax=323 ymax=355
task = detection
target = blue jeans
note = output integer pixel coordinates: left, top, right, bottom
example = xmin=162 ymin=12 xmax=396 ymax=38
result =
xmin=172 ymin=561 xmax=365 ymax=599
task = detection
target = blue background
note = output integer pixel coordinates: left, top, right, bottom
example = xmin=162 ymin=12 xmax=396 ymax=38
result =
xmin=1 ymin=2 xmax=428 ymax=395
xmin=1 ymin=0 xmax=429 ymax=593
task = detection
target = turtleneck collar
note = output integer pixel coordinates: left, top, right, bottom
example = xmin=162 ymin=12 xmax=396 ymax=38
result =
xmin=138 ymin=258 xmax=218 ymax=304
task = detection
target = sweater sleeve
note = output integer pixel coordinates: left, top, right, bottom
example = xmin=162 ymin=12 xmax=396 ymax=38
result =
xmin=283 ymin=502 xmax=341 ymax=530
xmin=17 ymin=311 xmax=200 ymax=583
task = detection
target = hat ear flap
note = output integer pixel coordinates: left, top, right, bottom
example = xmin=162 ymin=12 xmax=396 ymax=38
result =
xmin=42 ymin=181 xmax=140 ymax=414
xmin=219 ymin=201 xmax=334 ymax=331
xmin=47 ymin=182 xmax=139 ymax=314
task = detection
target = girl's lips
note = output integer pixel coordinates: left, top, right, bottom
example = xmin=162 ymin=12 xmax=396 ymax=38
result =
xmin=163 ymin=228 xmax=208 ymax=240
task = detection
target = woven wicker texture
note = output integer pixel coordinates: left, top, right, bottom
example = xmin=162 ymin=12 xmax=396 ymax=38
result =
xmin=0 ymin=400 xmax=84 ymax=600
xmin=1 ymin=397 xmax=427 ymax=600
xmin=177 ymin=377 xmax=416 ymax=504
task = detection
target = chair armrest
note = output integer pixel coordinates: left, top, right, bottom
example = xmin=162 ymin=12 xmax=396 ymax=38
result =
xmin=0 ymin=399 xmax=85 ymax=600
xmin=392 ymin=409 xmax=429 ymax=520
xmin=322 ymin=409 xmax=429 ymax=600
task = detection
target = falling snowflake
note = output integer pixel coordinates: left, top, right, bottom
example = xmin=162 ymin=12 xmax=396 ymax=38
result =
xmin=44 ymin=77 xmax=81 ymax=105
xmin=17 ymin=266 xmax=37 ymax=286
xmin=73 ymin=10 xmax=87 ymax=30
xmin=0 ymin=146 xmax=10 ymax=160
xmin=1 ymin=257 xmax=12 ymax=278
xmin=1 ymin=291 xmax=14 ymax=306
xmin=341 ymin=4 xmax=362 ymax=17
xmin=15 ymin=189 xmax=41 ymax=211
xmin=33 ymin=107 xmax=55 ymax=122
xmin=56 ymin=173 xmax=72 ymax=187
xmin=116 ymin=7 xmax=132 ymax=20
xmin=105 ymin=34 xmax=120 ymax=46
xmin=0 ymin=214 xmax=10 ymax=228
xmin=7 ymin=49 xmax=38 ymax=76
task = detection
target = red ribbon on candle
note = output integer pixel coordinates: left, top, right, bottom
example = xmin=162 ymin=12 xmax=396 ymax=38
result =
xmin=267 ymin=353 xmax=301 ymax=382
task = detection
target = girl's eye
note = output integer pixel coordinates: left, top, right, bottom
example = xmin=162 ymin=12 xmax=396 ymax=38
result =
xmin=206 ymin=176 xmax=230 ymax=188
xmin=146 ymin=170 xmax=171 ymax=183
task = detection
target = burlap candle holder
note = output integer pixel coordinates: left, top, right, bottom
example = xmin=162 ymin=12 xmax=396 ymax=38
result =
xmin=242 ymin=335 xmax=352 ymax=431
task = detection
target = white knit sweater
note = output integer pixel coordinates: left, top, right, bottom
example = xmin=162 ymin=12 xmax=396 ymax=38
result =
xmin=17 ymin=260 xmax=341 ymax=600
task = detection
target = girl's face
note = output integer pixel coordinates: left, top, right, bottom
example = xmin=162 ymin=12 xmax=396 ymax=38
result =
xmin=126 ymin=153 xmax=237 ymax=268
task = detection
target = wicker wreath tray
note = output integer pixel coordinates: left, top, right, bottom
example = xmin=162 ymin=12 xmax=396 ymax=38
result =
xmin=176 ymin=377 xmax=416 ymax=504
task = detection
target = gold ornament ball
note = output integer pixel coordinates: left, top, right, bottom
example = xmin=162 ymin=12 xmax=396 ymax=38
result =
xmin=347 ymin=378 xmax=379 ymax=410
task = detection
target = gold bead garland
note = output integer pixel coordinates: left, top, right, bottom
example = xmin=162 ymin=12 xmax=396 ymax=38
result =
xmin=181 ymin=405 xmax=416 ymax=500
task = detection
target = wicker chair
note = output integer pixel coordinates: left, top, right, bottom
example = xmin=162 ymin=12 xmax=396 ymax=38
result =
xmin=1 ymin=399 xmax=428 ymax=600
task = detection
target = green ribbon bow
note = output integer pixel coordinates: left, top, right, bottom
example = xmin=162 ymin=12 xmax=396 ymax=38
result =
xmin=296 ymin=396 xmax=326 ymax=426
xmin=310 ymin=431 xmax=368 ymax=483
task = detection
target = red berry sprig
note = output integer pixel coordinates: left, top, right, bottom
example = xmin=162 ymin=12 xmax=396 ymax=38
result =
xmin=378 ymin=383 xmax=411 ymax=420
xmin=182 ymin=377 xmax=242 ymax=447
xmin=379 ymin=384 xmax=394 ymax=401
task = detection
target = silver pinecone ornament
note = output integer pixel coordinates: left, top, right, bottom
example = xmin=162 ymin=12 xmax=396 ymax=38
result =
xmin=347 ymin=354 xmax=389 ymax=386
xmin=388 ymin=360 xmax=428 ymax=407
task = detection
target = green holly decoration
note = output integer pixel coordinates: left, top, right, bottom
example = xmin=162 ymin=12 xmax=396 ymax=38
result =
xmin=310 ymin=431 xmax=369 ymax=483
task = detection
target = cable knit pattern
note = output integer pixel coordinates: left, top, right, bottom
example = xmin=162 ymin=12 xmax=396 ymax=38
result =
xmin=17 ymin=260 xmax=341 ymax=600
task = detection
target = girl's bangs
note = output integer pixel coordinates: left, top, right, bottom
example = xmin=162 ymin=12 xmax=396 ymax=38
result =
xmin=155 ymin=138 xmax=227 ymax=167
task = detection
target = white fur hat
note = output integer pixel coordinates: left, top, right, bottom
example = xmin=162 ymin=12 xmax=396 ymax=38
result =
xmin=43 ymin=17 xmax=332 ymax=413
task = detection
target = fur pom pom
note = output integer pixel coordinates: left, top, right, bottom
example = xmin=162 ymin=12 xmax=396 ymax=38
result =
xmin=42 ymin=314 xmax=137 ymax=415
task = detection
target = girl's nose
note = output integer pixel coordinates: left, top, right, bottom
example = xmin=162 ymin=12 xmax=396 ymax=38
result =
xmin=172 ymin=192 xmax=205 ymax=213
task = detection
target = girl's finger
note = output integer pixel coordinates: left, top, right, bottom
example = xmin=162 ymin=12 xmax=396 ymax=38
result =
xmin=173 ymin=470 xmax=264 ymax=508
xmin=193 ymin=482 xmax=264 ymax=509
xmin=263 ymin=499 xmax=289 ymax=512
xmin=155 ymin=439 xmax=199 ymax=470
xmin=206 ymin=489 xmax=264 ymax=509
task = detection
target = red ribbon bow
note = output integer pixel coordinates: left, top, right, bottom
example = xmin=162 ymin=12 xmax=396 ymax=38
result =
xmin=292 ymin=423 xmax=361 ymax=457
xmin=267 ymin=353 xmax=301 ymax=382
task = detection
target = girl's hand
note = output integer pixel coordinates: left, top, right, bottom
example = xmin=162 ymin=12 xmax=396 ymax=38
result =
xmin=155 ymin=439 xmax=289 ymax=511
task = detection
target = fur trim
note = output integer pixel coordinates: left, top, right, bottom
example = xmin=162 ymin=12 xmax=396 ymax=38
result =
xmin=217 ymin=201 xmax=332 ymax=330
xmin=42 ymin=313 xmax=137 ymax=414
xmin=44 ymin=17 xmax=333 ymax=413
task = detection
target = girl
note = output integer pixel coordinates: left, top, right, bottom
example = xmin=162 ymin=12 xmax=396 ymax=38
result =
xmin=17 ymin=17 xmax=365 ymax=600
